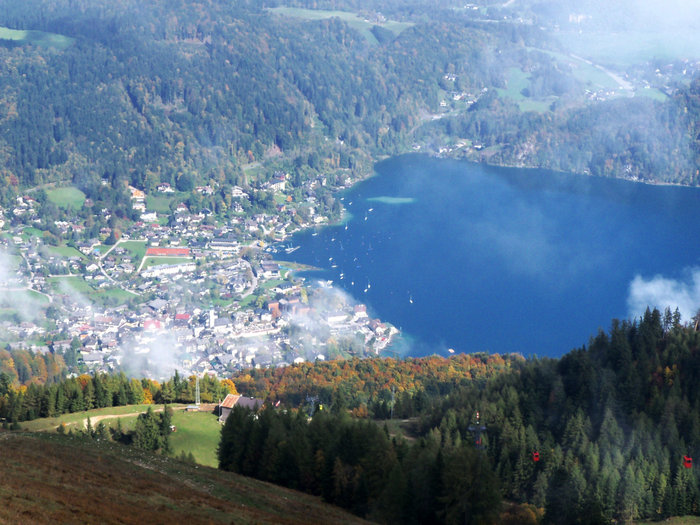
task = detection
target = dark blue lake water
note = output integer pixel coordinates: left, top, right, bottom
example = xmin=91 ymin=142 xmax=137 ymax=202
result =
xmin=286 ymin=154 xmax=700 ymax=358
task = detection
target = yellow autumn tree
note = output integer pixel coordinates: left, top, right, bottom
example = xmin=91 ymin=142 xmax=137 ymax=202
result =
xmin=221 ymin=378 xmax=238 ymax=395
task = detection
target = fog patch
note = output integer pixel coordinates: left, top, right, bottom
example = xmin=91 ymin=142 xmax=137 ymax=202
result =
xmin=118 ymin=330 xmax=181 ymax=380
xmin=367 ymin=196 xmax=416 ymax=205
xmin=0 ymin=247 xmax=46 ymax=322
xmin=627 ymin=268 xmax=700 ymax=321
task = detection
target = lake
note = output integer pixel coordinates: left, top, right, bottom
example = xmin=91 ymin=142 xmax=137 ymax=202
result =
xmin=285 ymin=154 xmax=700 ymax=358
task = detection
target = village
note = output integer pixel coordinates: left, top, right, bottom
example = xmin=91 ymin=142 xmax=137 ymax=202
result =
xmin=0 ymin=168 xmax=398 ymax=380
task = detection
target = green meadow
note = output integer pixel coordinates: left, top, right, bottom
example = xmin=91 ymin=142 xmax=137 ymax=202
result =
xmin=46 ymin=187 xmax=86 ymax=209
xmin=0 ymin=26 xmax=75 ymax=50
xmin=269 ymin=7 xmax=413 ymax=45
xmin=22 ymin=404 xmax=222 ymax=468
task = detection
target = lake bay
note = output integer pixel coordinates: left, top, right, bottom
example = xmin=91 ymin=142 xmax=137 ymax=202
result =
xmin=286 ymin=154 xmax=700 ymax=358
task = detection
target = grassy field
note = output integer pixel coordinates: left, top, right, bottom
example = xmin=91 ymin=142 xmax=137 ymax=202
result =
xmin=533 ymin=48 xmax=620 ymax=91
xmin=495 ymin=67 xmax=554 ymax=113
xmin=46 ymin=186 xmax=86 ymax=209
xmin=146 ymin=194 xmax=179 ymax=214
xmin=269 ymin=6 xmax=412 ymax=45
xmin=0 ymin=26 xmax=75 ymax=50
xmin=21 ymin=227 xmax=44 ymax=239
xmin=48 ymin=275 xmax=93 ymax=295
xmin=47 ymin=276 xmax=136 ymax=305
xmin=141 ymin=256 xmax=193 ymax=269
xmin=24 ymin=405 xmax=243 ymax=471
xmin=46 ymin=244 xmax=87 ymax=260
xmin=118 ymin=240 xmax=148 ymax=261
xmin=0 ymin=430 xmax=367 ymax=524
xmin=20 ymin=404 xmax=172 ymax=433
xmin=170 ymin=410 xmax=222 ymax=467
xmin=94 ymin=244 xmax=112 ymax=255
xmin=496 ymin=67 xmax=530 ymax=101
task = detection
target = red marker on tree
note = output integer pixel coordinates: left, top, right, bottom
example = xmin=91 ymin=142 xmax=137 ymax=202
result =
xmin=532 ymin=451 xmax=540 ymax=462
xmin=684 ymin=456 xmax=693 ymax=469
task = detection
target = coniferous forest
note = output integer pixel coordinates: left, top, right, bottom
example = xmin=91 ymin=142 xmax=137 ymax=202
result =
xmin=220 ymin=308 xmax=700 ymax=524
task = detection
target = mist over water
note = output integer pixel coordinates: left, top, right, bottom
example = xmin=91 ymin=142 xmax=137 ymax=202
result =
xmin=287 ymin=155 xmax=700 ymax=358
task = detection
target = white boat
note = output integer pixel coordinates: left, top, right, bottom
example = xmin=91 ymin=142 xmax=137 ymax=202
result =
xmin=284 ymin=245 xmax=300 ymax=254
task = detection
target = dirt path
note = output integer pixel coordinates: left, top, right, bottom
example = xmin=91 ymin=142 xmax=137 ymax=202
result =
xmin=82 ymin=406 xmax=189 ymax=429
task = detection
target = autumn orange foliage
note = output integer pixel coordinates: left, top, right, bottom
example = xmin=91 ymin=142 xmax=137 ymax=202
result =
xmin=232 ymin=353 xmax=521 ymax=409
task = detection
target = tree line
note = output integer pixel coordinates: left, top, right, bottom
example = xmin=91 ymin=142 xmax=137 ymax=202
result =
xmin=0 ymin=370 xmax=235 ymax=424
xmin=218 ymin=404 xmax=503 ymax=524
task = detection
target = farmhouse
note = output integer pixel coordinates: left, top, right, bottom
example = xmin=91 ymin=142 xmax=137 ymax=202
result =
xmin=218 ymin=393 xmax=264 ymax=423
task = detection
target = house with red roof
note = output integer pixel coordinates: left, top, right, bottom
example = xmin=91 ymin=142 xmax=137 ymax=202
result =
xmin=218 ymin=394 xmax=264 ymax=423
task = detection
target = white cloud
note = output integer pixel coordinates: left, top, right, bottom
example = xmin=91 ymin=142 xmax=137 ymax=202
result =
xmin=627 ymin=268 xmax=700 ymax=322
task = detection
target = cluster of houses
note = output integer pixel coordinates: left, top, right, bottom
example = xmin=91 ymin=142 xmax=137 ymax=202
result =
xmin=0 ymin=225 xmax=397 ymax=381
xmin=35 ymin=278 xmax=396 ymax=379
xmin=0 ymin=163 xmax=400 ymax=379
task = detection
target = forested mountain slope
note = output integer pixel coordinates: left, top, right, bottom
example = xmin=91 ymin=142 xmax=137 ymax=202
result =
xmin=224 ymin=308 xmax=700 ymax=523
xmin=0 ymin=0 xmax=699 ymax=213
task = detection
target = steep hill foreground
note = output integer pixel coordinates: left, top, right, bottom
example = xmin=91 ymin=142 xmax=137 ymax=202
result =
xmin=0 ymin=430 xmax=367 ymax=524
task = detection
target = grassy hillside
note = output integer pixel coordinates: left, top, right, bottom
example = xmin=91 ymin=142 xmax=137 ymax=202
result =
xmin=169 ymin=410 xmax=222 ymax=468
xmin=23 ymin=403 xmax=225 ymax=468
xmin=0 ymin=429 xmax=368 ymax=524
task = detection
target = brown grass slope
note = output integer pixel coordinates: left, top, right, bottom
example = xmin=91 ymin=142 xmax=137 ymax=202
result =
xmin=0 ymin=430 xmax=368 ymax=525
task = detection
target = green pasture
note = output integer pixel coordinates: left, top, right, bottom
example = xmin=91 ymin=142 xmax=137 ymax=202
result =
xmin=533 ymin=48 xmax=619 ymax=91
xmin=20 ymin=404 xmax=178 ymax=432
xmin=141 ymin=256 xmax=192 ymax=270
xmin=21 ymin=227 xmax=44 ymax=239
xmin=496 ymin=67 xmax=553 ymax=113
xmin=496 ymin=67 xmax=530 ymax=101
xmin=117 ymin=240 xmax=147 ymax=261
xmin=0 ymin=26 xmax=75 ymax=50
xmin=269 ymin=7 xmax=413 ymax=45
xmin=48 ymin=275 xmax=93 ymax=295
xmin=46 ymin=187 xmax=85 ymax=209
xmin=146 ymin=194 xmax=177 ymax=214
xmin=48 ymin=276 xmax=136 ymax=304
xmin=22 ymin=404 xmax=221 ymax=468
xmin=46 ymin=245 xmax=87 ymax=260
xmin=169 ymin=410 xmax=222 ymax=467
